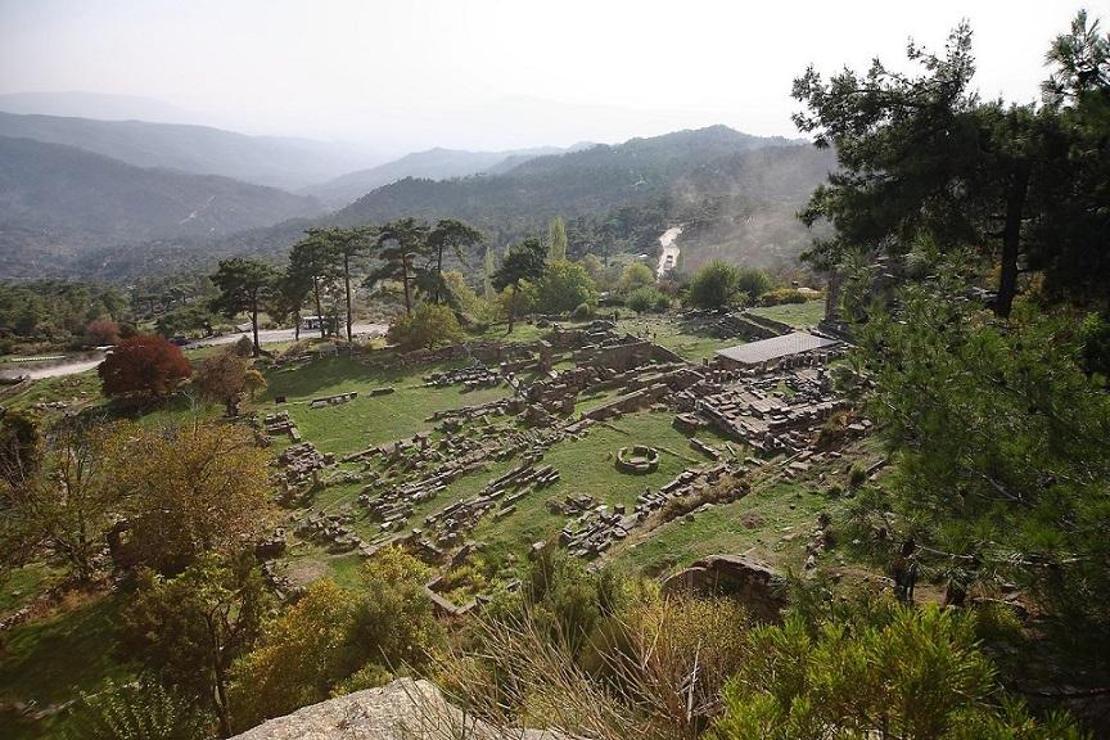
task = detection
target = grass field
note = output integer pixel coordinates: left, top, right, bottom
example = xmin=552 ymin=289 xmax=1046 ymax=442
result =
xmin=470 ymin=410 xmax=737 ymax=558
xmin=749 ymin=300 xmax=825 ymax=328
xmin=263 ymin=356 xmax=512 ymax=456
xmin=616 ymin=316 xmax=736 ymax=361
xmin=0 ymin=593 xmax=135 ymax=740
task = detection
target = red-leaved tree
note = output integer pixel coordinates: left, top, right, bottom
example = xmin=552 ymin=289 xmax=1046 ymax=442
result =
xmin=98 ymin=335 xmax=192 ymax=399
xmin=85 ymin=318 xmax=121 ymax=346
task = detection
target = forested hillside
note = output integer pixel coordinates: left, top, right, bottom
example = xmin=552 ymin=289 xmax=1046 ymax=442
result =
xmin=0 ymin=136 xmax=322 ymax=277
xmin=304 ymin=144 xmax=587 ymax=208
xmin=333 ymin=126 xmax=833 ymax=270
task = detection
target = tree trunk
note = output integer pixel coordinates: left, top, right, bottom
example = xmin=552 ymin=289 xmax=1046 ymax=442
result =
xmin=312 ymin=276 xmax=325 ymax=339
xmin=401 ymin=253 xmax=413 ymax=316
xmin=343 ymin=254 xmax=353 ymax=342
xmin=435 ymin=244 xmax=445 ymax=303
xmin=250 ymin=298 xmax=260 ymax=357
xmin=294 ymin=306 xmax=301 ymax=341
xmin=995 ymin=163 xmax=1030 ymax=319
xmin=506 ymin=285 xmax=516 ymax=334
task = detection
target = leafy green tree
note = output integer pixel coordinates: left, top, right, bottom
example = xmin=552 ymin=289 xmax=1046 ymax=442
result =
xmin=793 ymin=14 xmax=1110 ymax=317
xmin=735 ymin=267 xmax=772 ymax=303
xmin=289 ymin=232 xmax=340 ymax=338
xmin=385 ymin=302 xmax=464 ymax=351
xmin=686 ymin=260 xmax=743 ymax=310
xmin=368 ymin=218 xmax=430 ymax=317
xmin=619 ymin=262 xmax=655 ymax=294
xmin=229 ymin=580 xmax=363 ymax=732
xmin=1 ymin=420 xmax=125 ymax=582
xmin=493 ymin=237 xmax=547 ymax=331
xmin=482 ymin=244 xmax=497 ymax=300
xmin=121 ymin=554 xmax=271 ymax=738
xmin=711 ymin=604 xmax=1083 ymax=739
xmin=113 ymin=423 xmax=272 ymax=575
xmin=270 ymin=265 xmax=313 ymax=342
xmin=533 ymin=260 xmax=598 ymax=315
xmin=547 ymin=216 xmax=568 ymax=262
xmin=0 ymin=409 xmax=41 ymax=485
xmin=426 ymin=219 xmax=483 ymax=304
xmin=857 ymin=284 xmax=1110 ymax=630
xmin=210 ymin=258 xmax=277 ymax=357
xmin=306 ymin=227 xmax=373 ymax=342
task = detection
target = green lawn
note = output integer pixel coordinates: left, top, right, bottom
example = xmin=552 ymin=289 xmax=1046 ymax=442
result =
xmin=265 ymin=357 xmax=512 ymax=457
xmin=471 ymin=410 xmax=736 ymax=558
xmin=749 ymin=300 xmax=826 ymax=328
xmin=612 ymin=479 xmax=840 ymax=578
xmin=0 ymin=564 xmax=63 ymax=616
xmin=617 ymin=316 xmax=735 ymax=362
xmin=0 ymin=593 xmax=135 ymax=739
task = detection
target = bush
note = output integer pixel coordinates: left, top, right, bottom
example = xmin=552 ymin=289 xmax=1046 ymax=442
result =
xmin=736 ymin=267 xmax=773 ymax=303
xmin=67 ymin=676 xmax=212 ymax=740
xmin=84 ymin=318 xmax=120 ymax=346
xmin=98 ymin=335 xmax=192 ymax=399
xmin=533 ymin=260 xmax=598 ymax=315
xmin=847 ymin=462 xmax=868 ymax=487
xmin=710 ymin=604 xmax=1083 ymax=739
xmin=759 ymin=287 xmax=810 ymax=306
xmin=230 ymin=580 xmax=364 ymax=731
xmin=618 ymin=262 xmax=656 ymax=294
xmin=627 ymin=287 xmax=665 ymax=314
xmin=686 ymin=261 xmax=743 ymax=310
xmin=572 ymin=302 xmax=594 ymax=320
xmin=386 ymin=303 xmax=464 ymax=350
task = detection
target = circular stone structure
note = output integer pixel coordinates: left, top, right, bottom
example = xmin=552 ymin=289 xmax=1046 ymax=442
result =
xmin=616 ymin=444 xmax=660 ymax=474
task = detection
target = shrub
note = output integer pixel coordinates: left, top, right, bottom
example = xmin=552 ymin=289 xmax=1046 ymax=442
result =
xmin=847 ymin=462 xmax=868 ymax=487
xmin=572 ymin=302 xmax=594 ymax=320
xmin=230 ymin=580 xmax=364 ymax=731
xmin=626 ymin=287 xmax=665 ymax=314
xmin=67 ymin=676 xmax=212 ymax=740
xmin=98 ymin=335 xmax=191 ymax=399
xmin=618 ymin=262 xmax=656 ymax=294
xmin=710 ymin=604 xmax=1083 ymax=739
xmin=735 ymin=267 xmax=773 ymax=303
xmin=533 ymin=260 xmax=598 ymax=315
xmin=84 ymin=318 xmax=120 ymax=346
xmin=386 ymin=303 xmax=464 ymax=350
xmin=759 ymin=287 xmax=810 ymax=306
xmin=686 ymin=261 xmax=743 ymax=310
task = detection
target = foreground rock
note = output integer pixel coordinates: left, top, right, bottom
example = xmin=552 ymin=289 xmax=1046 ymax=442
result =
xmin=232 ymin=678 xmax=565 ymax=740
xmin=661 ymin=554 xmax=787 ymax=622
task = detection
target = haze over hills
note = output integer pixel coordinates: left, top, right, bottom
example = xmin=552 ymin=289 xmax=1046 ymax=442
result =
xmin=0 ymin=111 xmax=382 ymax=190
xmin=0 ymin=91 xmax=202 ymax=126
xmin=332 ymin=125 xmax=832 ymax=271
xmin=0 ymin=135 xmax=322 ymax=278
xmin=304 ymin=143 xmax=595 ymax=208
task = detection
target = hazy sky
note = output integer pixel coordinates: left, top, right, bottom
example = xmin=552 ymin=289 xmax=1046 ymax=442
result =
xmin=1 ymin=0 xmax=1103 ymax=154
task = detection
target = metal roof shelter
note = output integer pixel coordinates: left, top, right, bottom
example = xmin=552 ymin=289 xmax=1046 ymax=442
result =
xmin=715 ymin=331 xmax=839 ymax=367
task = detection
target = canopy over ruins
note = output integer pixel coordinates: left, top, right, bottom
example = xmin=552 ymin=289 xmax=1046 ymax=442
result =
xmin=715 ymin=331 xmax=839 ymax=368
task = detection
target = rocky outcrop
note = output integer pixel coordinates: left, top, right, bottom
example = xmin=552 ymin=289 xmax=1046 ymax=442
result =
xmin=661 ymin=554 xmax=787 ymax=622
xmin=231 ymin=678 xmax=565 ymax=740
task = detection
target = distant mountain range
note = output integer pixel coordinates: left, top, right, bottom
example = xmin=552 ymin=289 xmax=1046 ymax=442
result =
xmin=0 ymin=111 xmax=381 ymax=191
xmin=0 ymin=136 xmax=322 ymax=278
xmin=303 ymin=143 xmax=594 ymax=208
xmin=0 ymin=106 xmax=832 ymax=280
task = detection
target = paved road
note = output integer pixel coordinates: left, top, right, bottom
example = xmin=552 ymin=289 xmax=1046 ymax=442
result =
xmin=185 ymin=322 xmax=387 ymax=349
xmin=0 ymin=323 xmax=388 ymax=381
xmin=656 ymin=225 xmax=682 ymax=277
